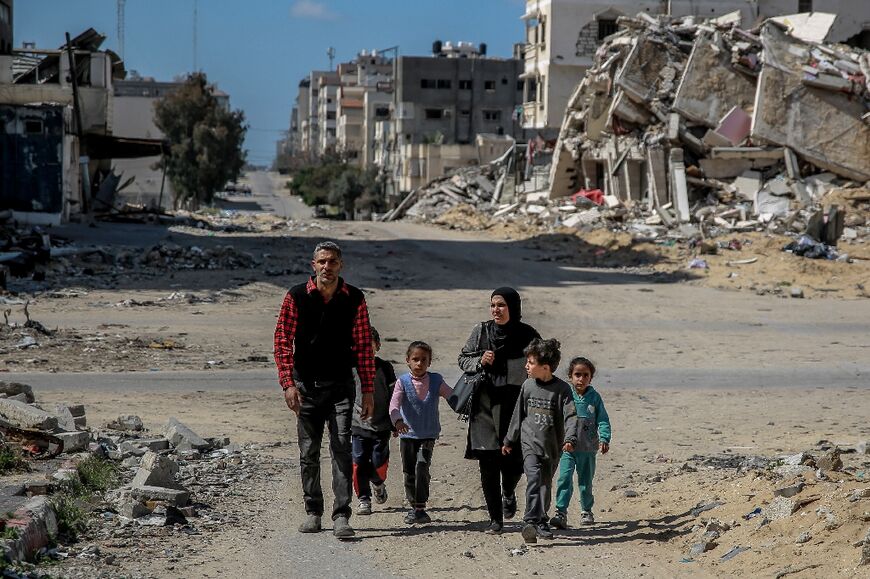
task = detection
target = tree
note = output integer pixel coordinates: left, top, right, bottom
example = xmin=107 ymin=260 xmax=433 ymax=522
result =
xmin=328 ymin=167 xmax=381 ymax=220
xmin=155 ymin=73 xmax=247 ymax=209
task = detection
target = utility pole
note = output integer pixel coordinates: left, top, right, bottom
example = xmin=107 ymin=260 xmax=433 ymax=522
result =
xmin=193 ymin=0 xmax=199 ymax=71
xmin=117 ymin=0 xmax=126 ymax=60
xmin=327 ymin=46 xmax=335 ymax=70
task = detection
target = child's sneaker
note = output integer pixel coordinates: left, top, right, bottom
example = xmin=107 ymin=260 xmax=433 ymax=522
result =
xmin=536 ymin=522 xmax=554 ymax=539
xmin=373 ymin=483 xmax=388 ymax=504
xmin=414 ymin=509 xmax=432 ymax=524
xmin=403 ymin=510 xmax=417 ymax=525
xmin=549 ymin=511 xmax=568 ymax=529
xmin=357 ymin=499 xmax=372 ymax=515
xmin=521 ymin=523 xmax=538 ymax=544
xmin=580 ymin=510 xmax=595 ymax=525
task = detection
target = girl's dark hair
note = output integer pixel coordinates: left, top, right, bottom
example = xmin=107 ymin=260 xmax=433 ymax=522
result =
xmin=567 ymin=356 xmax=596 ymax=378
xmin=523 ymin=338 xmax=561 ymax=371
xmin=406 ymin=340 xmax=433 ymax=359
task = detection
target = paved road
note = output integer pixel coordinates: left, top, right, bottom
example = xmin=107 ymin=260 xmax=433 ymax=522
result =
xmin=242 ymin=170 xmax=312 ymax=220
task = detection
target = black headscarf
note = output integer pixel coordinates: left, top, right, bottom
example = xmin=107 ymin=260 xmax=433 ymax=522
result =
xmin=489 ymin=287 xmax=536 ymax=363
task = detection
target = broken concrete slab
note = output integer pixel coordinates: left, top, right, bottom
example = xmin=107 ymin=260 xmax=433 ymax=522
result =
xmin=751 ymin=24 xmax=870 ymax=182
xmin=55 ymin=431 xmax=89 ymax=454
xmin=2 ymin=496 xmax=58 ymax=563
xmin=132 ymin=451 xmax=183 ymax=490
xmin=734 ymin=171 xmax=763 ymax=200
xmin=130 ymin=485 xmax=189 ymax=507
xmin=165 ymin=417 xmax=210 ymax=451
xmin=673 ymin=31 xmax=757 ymax=128
xmin=53 ymin=404 xmax=86 ymax=431
xmin=108 ymin=415 xmax=144 ymax=431
xmin=669 ymin=149 xmax=690 ymax=222
xmin=0 ymin=399 xmax=58 ymax=431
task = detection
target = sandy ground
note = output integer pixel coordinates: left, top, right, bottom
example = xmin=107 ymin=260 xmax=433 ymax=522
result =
xmin=2 ymin=173 xmax=870 ymax=578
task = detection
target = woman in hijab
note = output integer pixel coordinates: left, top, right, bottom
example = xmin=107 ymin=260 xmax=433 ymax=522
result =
xmin=458 ymin=287 xmax=541 ymax=534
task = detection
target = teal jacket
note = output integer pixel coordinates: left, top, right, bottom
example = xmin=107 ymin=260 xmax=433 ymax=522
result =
xmin=570 ymin=385 xmax=611 ymax=452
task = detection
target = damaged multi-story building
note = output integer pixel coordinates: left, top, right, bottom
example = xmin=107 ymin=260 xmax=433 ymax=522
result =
xmin=0 ymin=25 xmax=171 ymax=223
xmin=519 ymin=0 xmax=870 ymax=137
xmin=546 ymin=10 xmax=869 ymax=228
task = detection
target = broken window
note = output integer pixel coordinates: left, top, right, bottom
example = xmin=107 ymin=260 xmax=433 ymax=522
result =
xmin=420 ymin=79 xmax=437 ymax=89
xmin=24 ymin=120 xmax=43 ymax=134
xmin=484 ymin=80 xmax=496 ymax=91
xmin=425 ymin=108 xmax=443 ymax=120
xmin=459 ymin=80 xmax=472 ymax=90
xmin=598 ymin=19 xmax=619 ymax=41
xmin=437 ymin=79 xmax=452 ymax=89
xmin=483 ymin=110 xmax=502 ymax=122
xmin=798 ymin=0 xmax=812 ymax=12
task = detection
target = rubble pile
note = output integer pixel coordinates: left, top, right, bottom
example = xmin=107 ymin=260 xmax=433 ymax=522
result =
xmin=388 ymin=13 xmax=869 ymax=271
xmin=0 ymin=380 xmax=262 ymax=571
xmin=544 ymin=12 xmax=869 ymax=250
xmin=383 ymin=162 xmax=508 ymax=223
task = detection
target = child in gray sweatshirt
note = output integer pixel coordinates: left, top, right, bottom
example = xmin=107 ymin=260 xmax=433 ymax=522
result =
xmin=502 ymin=338 xmax=578 ymax=543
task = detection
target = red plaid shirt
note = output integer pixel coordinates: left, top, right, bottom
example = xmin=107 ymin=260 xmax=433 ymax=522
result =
xmin=274 ymin=277 xmax=375 ymax=393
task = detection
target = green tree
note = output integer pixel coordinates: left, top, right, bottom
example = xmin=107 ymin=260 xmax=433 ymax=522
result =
xmin=155 ymin=73 xmax=247 ymax=209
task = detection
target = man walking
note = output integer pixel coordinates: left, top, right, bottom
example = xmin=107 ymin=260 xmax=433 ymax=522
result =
xmin=274 ymin=241 xmax=375 ymax=538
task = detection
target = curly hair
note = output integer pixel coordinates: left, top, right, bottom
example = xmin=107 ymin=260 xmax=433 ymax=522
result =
xmin=523 ymin=338 xmax=562 ymax=371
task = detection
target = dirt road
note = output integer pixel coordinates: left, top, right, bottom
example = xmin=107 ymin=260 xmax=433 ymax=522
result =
xmin=4 ymin=172 xmax=870 ymax=578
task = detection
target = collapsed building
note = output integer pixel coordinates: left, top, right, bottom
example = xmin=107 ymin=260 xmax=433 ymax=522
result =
xmin=547 ymin=11 xmax=869 ymax=235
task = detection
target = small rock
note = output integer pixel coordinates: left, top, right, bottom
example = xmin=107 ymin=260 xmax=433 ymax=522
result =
xmin=790 ymin=287 xmax=804 ymax=298
xmin=108 ymin=415 xmax=144 ymax=431
xmin=624 ymin=489 xmax=639 ymax=498
xmin=849 ymin=489 xmax=870 ymax=502
xmin=795 ymin=531 xmax=811 ymax=544
xmin=461 ymin=550 xmax=474 ymax=559
xmin=773 ymin=482 xmax=804 ymax=499
xmin=765 ymin=496 xmax=797 ymax=520
xmin=817 ymin=448 xmax=843 ymax=472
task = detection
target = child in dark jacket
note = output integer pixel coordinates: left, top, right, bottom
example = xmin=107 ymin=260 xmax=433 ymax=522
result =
xmin=502 ymin=338 xmax=578 ymax=544
xmin=389 ymin=341 xmax=453 ymax=525
xmin=351 ymin=328 xmax=397 ymax=515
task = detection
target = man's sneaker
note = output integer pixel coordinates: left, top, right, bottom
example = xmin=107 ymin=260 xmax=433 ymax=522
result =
xmin=521 ymin=523 xmax=538 ymax=544
xmin=536 ymin=522 xmax=554 ymax=539
xmin=373 ymin=483 xmax=388 ymax=504
xmin=357 ymin=500 xmax=372 ymax=515
xmin=404 ymin=510 xmax=417 ymax=525
xmin=580 ymin=510 xmax=595 ymax=525
xmin=502 ymin=494 xmax=517 ymax=520
xmin=549 ymin=511 xmax=568 ymax=530
xmin=414 ymin=509 xmax=432 ymax=524
xmin=333 ymin=515 xmax=355 ymax=539
xmin=298 ymin=514 xmax=321 ymax=533
xmin=485 ymin=520 xmax=503 ymax=535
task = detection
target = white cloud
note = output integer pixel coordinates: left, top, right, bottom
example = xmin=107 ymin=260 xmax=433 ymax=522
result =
xmin=290 ymin=1 xmax=337 ymax=20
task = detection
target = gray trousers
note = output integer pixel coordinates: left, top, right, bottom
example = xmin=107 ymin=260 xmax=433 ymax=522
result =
xmin=523 ymin=454 xmax=558 ymax=524
xmin=296 ymin=380 xmax=354 ymax=520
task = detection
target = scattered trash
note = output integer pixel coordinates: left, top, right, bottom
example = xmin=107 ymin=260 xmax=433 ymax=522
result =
xmin=720 ymin=545 xmax=750 ymax=561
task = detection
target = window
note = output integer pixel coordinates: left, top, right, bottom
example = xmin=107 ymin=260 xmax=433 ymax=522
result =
xmin=501 ymin=78 xmax=508 ymax=85
xmin=798 ymin=0 xmax=812 ymax=12
xmin=437 ymin=79 xmax=452 ymax=89
xmin=484 ymin=80 xmax=496 ymax=91
xmin=459 ymin=109 xmax=470 ymax=117
xmin=598 ymin=19 xmax=619 ymax=40
xmin=420 ymin=79 xmax=437 ymax=89
xmin=459 ymin=80 xmax=472 ymax=90
xmin=24 ymin=120 xmax=43 ymax=134
xmin=375 ymin=106 xmax=390 ymax=118
xmin=483 ymin=110 xmax=502 ymax=122
xmin=327 ymin=128 xmax=336 ymax=137
xmin=425 ymin=108 xmax=444 ymax=120
xmin=326 ymin=111 xmax=336 ymax=120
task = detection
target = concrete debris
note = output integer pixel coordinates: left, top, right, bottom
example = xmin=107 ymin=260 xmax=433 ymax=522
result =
xmin=131 ymin=451 xmax=184 ymax=490
xmin=165 ymin=417 xmax=211 ymax=451
xmin=0 ymin=399 xmax=59 ymax=431
xmin=0 ymin=382 xmax=35 ymax=403
xmin=108 ymin=415 xmax=144 ymax=432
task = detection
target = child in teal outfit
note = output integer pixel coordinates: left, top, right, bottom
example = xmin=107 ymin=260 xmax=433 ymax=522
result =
xmin=550 ymin=357 xmax=611 ymax=528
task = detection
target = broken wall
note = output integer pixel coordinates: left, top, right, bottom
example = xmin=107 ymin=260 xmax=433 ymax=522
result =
xmin=673 ymin=31 xmax=757 ymax=127
xmin=751 ymin=23 xmax=870 ymax=182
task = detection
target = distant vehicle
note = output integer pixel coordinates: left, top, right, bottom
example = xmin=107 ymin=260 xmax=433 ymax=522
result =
xmin=223 ymin=182 xmax=253 ymax=196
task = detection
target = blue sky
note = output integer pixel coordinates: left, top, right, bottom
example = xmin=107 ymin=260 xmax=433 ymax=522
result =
xmin=15 ymin=0 xmax=526 ymax=166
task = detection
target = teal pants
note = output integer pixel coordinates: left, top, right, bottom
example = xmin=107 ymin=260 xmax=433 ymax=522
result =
xmin=555 ymin=450 xmax=596 ymax=513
